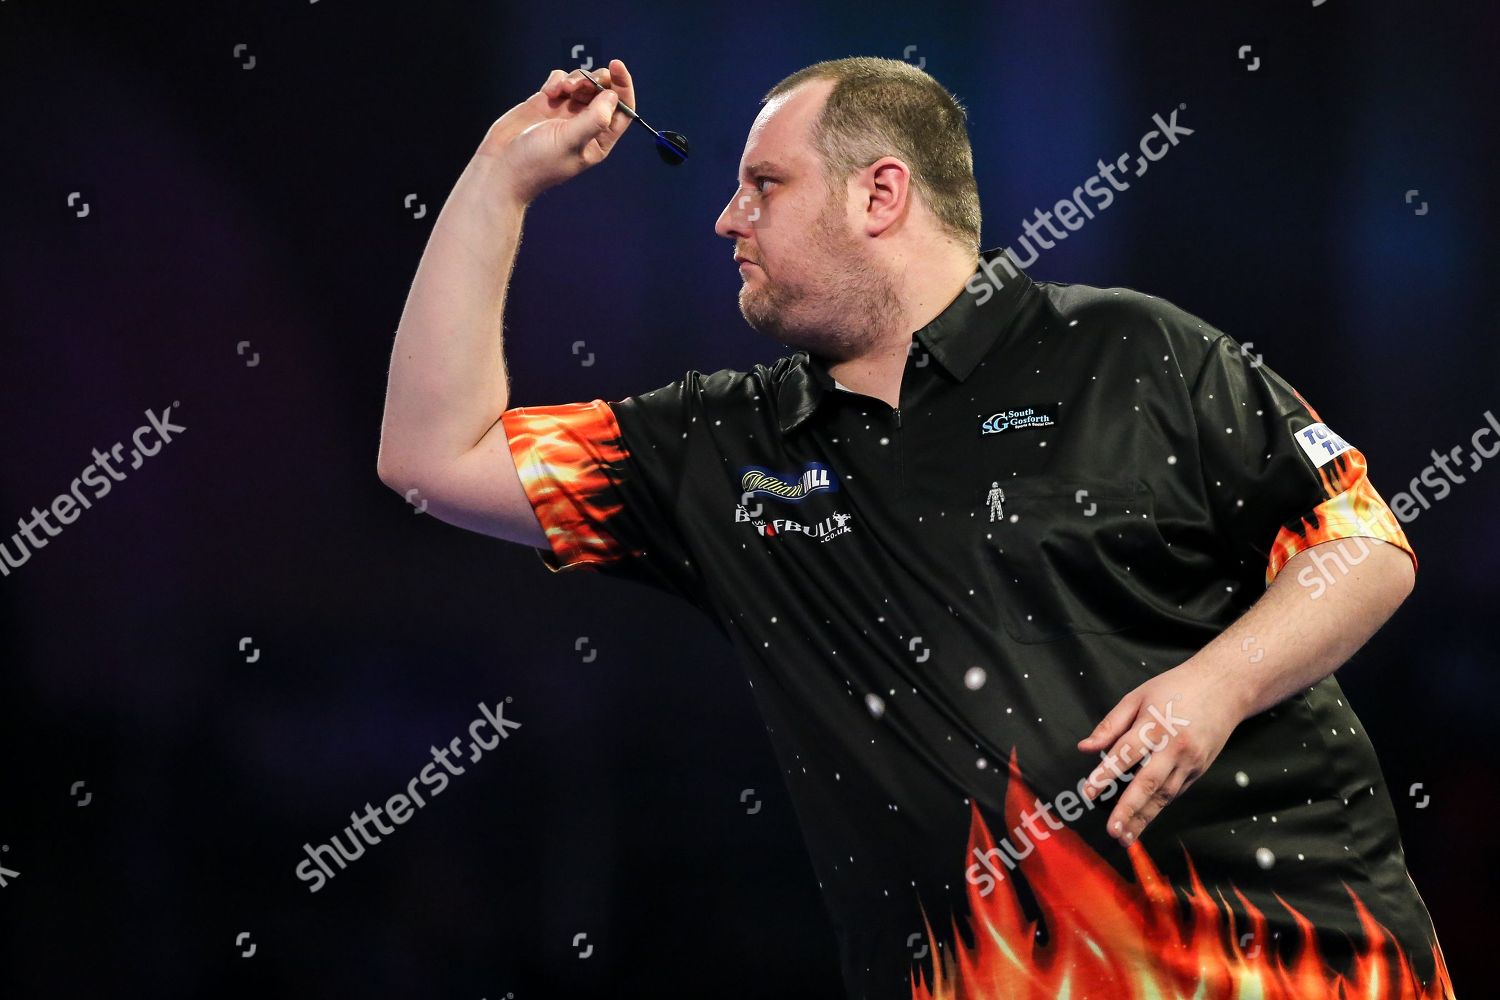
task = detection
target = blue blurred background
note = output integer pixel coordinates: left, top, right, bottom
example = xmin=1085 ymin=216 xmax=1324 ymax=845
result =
xmin=1 ymin=1 xmax=1495 ymax=996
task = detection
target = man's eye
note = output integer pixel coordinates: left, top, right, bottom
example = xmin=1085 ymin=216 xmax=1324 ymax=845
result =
xmin=754 ymin=177 xmax=776 ymax=194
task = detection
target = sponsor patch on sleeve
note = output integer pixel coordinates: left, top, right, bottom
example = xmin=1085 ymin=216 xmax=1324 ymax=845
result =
xmin=1294 ymin=421 xmax=1354 ymax=467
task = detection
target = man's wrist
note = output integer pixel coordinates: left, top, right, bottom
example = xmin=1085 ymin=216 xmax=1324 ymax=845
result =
xmin=469 ymin=148 xmax=535 ymax=212
xmin=1184 ymin=651 xmax=1260 ymax=723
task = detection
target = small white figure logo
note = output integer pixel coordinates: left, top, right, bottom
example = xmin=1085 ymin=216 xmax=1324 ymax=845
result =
xmin=987 ymin=482 xmax=1006 ymax=522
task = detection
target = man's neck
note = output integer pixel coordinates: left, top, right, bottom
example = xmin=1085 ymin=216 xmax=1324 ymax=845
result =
xmin=825 ymin=246 xmax=978 ymax=409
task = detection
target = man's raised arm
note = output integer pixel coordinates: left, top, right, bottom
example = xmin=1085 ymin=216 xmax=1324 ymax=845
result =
xmin=376 ymin=59 xmax=636 ymax=544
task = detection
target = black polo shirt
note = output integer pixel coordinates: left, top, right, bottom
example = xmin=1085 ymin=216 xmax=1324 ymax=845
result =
xmin=500 ymin=247 xmax=1453 ymax=1000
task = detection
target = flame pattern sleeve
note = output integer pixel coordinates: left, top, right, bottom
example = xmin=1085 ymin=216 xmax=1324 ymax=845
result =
xmin=499 ymin=385 xmax=712 ymax=616
xmin=1265 ymin=444 xmax=1416 ymax=585
xmin=500 ymin=399 xmax=640 ymax=571
xmin=1188 ymin=334 xmax=1416 ymax=587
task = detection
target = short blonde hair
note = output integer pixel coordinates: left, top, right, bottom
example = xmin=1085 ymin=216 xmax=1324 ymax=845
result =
xmin=764 ymin=56 xmax=982 ymax=253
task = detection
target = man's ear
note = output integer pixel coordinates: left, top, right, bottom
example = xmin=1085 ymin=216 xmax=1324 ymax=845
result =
xmin=861 ymin=156 xmax=912 ymax=237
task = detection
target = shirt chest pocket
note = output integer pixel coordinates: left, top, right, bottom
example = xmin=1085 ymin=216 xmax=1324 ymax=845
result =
xmin=980 ymin=477 xmax=1164 ymax=643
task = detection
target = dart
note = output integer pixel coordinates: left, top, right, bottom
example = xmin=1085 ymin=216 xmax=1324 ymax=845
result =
xmin=574 ymin=66 xmax=689 ymax=165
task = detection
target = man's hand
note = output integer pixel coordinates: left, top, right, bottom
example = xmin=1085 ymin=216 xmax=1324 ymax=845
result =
xmin=1067 ymin=538 xmax=1414 ymax=848
xmin=1076 ymin=658 xmax=1247 ymax=846
xmin=478 ymin=59 xmax=638 ymax=204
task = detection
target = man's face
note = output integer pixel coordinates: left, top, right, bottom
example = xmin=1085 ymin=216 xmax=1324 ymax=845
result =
xmin=714 ymin=79 xmax=899 ymax=358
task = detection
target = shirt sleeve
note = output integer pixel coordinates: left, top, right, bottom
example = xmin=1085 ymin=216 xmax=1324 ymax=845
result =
xmin=1187 ymin=333 xmax=1416 ymax=586
xmin=498 ymin=376 xmax=711 ymax=608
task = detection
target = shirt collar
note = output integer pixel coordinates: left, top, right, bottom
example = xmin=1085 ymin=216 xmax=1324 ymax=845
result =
xmin=776 ymin=245 xmax=1035 ymax=434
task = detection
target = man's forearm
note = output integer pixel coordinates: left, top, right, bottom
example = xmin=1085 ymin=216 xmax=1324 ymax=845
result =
xmin=1189 ymin=539 xmax=1416 ymax=720
xmin=377 ymin=144 xmax=529 ymax=483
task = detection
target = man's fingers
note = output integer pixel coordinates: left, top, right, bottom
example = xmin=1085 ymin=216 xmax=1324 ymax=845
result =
xmin=578 ymin=62 xmax=637 ymax=152
xmin=539 ymin=67 xmax=594 ymax=106
xmin=560 ymin=66 xmax=620 ymax=104
xmin=1106 ymin=754 xmax=1163 ymax=838
xmin=561 ymin=86 xmax=620 ymax=159
xmin=564 ymin=68 xmax=605 ymax=103
xmin=1107 ymin=756 xmax=1185 ymax=842
xmin=608 ymin=59 xmax=636 ymax=123
xmin=1084 ymin=734 xmax=1135 ymax=802
xmin=1078 ymin=692 xmax=1141 ymax=753
xmin=540 ymin=63 xmax=635 ymax=146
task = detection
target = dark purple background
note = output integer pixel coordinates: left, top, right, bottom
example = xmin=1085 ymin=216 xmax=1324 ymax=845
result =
xmin=2 ymin=1 xmax=1495 ymax=996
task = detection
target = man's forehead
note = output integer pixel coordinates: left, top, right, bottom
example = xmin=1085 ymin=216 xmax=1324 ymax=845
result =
xmin=737 ymin=78 xmax=832 ymax=177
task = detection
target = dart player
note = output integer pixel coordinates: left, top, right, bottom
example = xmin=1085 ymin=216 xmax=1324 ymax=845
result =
xmin=378 ymin=56 xmax=1455 ymax=999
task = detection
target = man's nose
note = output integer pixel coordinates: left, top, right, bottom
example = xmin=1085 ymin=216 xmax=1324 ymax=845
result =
xmin=714 ymin=194 xmax=744 ymax=240
xmin=715 ymin=188 xmax=761 ymax=240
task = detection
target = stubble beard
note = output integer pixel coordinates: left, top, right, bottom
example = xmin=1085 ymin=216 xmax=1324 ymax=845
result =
xmin=737 ymin=194 xmax=902 ymax=361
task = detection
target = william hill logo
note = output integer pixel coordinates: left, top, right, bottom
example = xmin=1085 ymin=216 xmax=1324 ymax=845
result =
xmin=981 ymin=404 xmax=1058 ymax=435
xmin=738 ymin=462 xmax=839 ymax=503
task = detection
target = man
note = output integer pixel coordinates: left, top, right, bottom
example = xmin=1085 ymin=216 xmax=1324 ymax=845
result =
xmin=377 ymin=56 xmax=1455 ymax=999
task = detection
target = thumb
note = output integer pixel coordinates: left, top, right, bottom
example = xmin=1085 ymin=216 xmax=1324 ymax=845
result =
xmin=565 ymin=88 xmax=619 ymax=154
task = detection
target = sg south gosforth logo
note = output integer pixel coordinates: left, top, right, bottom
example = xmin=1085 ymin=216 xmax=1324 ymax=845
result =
xmin=734 ymin=504 xmax=854 ymax=544
xmin=981 ymin=404 xmax=1057 ymax=436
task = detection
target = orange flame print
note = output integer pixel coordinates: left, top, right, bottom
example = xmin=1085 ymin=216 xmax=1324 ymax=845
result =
xmin=1265 ymin=447 xmax=1416 ymax=584
xmin=500 ymin=400 xmax=636 ymax=568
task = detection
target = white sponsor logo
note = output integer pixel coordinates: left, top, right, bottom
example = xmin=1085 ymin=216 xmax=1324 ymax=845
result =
xmin=981 ymin=407 xmax=1055 ymax=435
xmin=734 ymin=505 xmax=854 ymax=544
xmin=1295 ymin=422 xmax=1353 ymax=467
